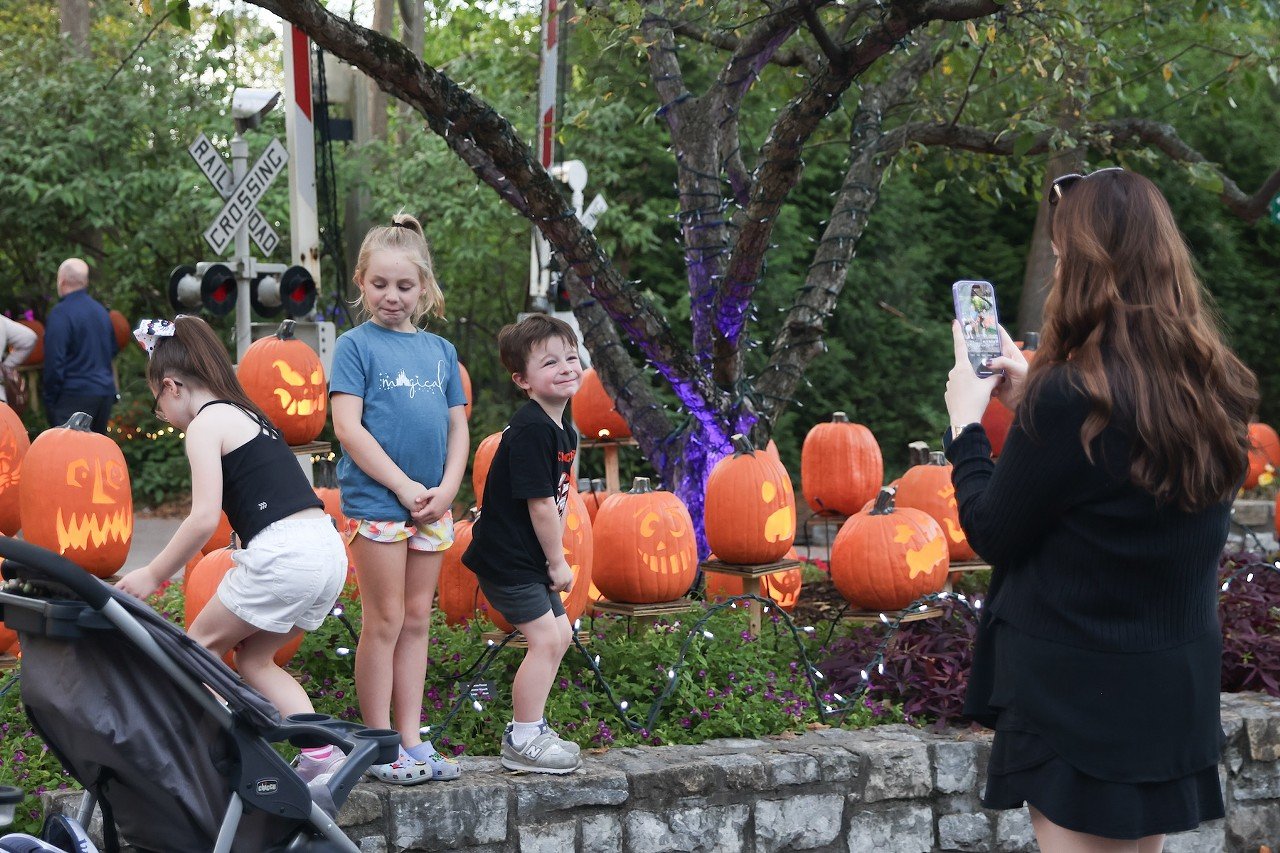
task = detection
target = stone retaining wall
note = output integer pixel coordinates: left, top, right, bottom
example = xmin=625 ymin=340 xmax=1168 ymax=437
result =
xmin=335 ymin=692 xmax=1280 ymax=852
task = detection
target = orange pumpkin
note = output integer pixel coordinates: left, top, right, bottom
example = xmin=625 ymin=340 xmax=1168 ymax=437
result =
xmin=108 ymin=310 xmax=131 ymax=351
xmin=185 ymin=547 xmax=303 ymax=667
xmin=572 ymin=368 xmax=630 ymax=440
xmin=830 ymin=487 xmax=948 ymax=610
xmin=458 ymin=362 xmax=473 ymax=421
xmin=0 ymin=620 xmax=15 ymax=655
xmin=486 ymin=488 xmax=595 ymax=631
xmin=592 ymin=477 xmax=696 ymax=604
xmin=704 ymin=547 xmax=803 ymax=612
xmin=581 ymin=478 xmax=608 ymax=523
xmin=801 ymin=412 xmax=883 ymax=515
xmin=704 ymin=434 xmax=796 ymax=564
xmin=981 ymin=338 xmax=1037 ymax=457
xmin=438 ymin=511 xmax=482 ymax=625
xmin=19 ymin=319 xmax=43 ymax=365
xmin=314 ymin=486 xmax=346 ymax=532
xmin=19 ymin=413 xmax=132 ymax=577
xmin=471 ymin=431 xmax=503 ymax=508
xmin=896 ymin=450 xmax=974 ymax=562
xmin=1245 ymin=422 xmax=1280 ymax=490
xmin=0 ymin=403 xmax=30 ymax=535
xmin=237 ymin=319 xmax=327 ymax=446
xmin=200 ymin=512 xmax=235 ymax=555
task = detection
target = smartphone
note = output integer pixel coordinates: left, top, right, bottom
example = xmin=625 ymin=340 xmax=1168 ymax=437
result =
xmin=952 ymin=280 xmax=1002 ymax=377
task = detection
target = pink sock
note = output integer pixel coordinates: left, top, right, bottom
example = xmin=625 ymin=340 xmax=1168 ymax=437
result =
xmin=301 ymin=745 xmax=334 ymax=761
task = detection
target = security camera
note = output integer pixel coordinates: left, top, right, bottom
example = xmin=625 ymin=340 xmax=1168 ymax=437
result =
xmin=231 ymin=88 xmax=281 ymax=132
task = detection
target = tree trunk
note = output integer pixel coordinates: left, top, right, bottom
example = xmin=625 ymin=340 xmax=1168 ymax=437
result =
xmin=1016 ymin=147 xmax=1085 ymax=335
xmin=59 ymin=0 xmax=90 ymax=55
xmin=367 ymin=0 xmax=393 ymax=142
xmin=395 ymin=0 xmax=424 ymax=145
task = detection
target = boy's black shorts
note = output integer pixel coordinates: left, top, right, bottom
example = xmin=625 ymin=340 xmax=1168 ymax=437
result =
xmin=475 ymin=576 xmax=566 ymax=626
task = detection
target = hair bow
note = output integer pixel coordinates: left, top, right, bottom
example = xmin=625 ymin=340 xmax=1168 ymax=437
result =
xmin=134 ymin=318 xmax=177 ymax=356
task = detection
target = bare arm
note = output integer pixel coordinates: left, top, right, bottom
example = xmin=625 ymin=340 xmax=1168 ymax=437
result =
xmin=528 ymin=496 xmax=571 ymax=592
xmin=416 ymin=404 xmax=470 ymax=523
xmin=330 ymin=391 xmax=428 ymax=513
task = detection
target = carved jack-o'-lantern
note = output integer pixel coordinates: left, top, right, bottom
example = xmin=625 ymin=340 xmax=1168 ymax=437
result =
xmin=592 ymin=478 xmax=696 ymax=604
xmin=830 ymin=486 xmax=948 ymax=611
xmin=237 ymin=319 xmax=327 ymax=446
xmin=572 ymin=368 xmax=630 ymax=440
xmin=19 ymin=413 xmax=132 ymax=577
xmin=471 ymin=432 xmax=503 ymax=508
xmin=704 ymin=434 xmax=796 ymax=564
xmin=801 ymin=412 xmax=883 ymax=515
xmin=704 ymin=547 xmax=804 ymax=612
xmin=486 ymin=489 xmax=596 ymax=631
xmin=185 ymin=547 xmax=302 ymax=667
xmin=896 ymin=450 xmax=975 ymax=562
xmin=0 ymin=404 xmax=30 ymax=535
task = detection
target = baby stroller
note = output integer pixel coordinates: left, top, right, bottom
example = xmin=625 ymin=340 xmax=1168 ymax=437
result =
xmin=0 ymin=537 xmax=401 ymax=852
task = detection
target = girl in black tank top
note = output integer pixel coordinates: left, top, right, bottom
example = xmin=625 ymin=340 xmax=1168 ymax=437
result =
xmin=117 ymin=317 xmax=348 ymax=784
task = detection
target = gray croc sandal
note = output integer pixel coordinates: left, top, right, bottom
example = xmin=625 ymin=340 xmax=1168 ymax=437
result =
xmin=366 ymin=749 xmax=432 ymax=785
xmin=407 ymin=741 xmax=462 ymax=781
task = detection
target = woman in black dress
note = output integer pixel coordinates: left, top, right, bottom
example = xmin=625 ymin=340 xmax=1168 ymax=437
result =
xmin=943 ymin=168 xmax=1257 ymax=851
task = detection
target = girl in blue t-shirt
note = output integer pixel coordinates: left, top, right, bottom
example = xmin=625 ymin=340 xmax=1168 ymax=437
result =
xmin=330 ymin=214 xmax=469 ymax=784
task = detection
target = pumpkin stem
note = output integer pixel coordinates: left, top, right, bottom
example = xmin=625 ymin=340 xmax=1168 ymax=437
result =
xmin=1024 ymin=331 xmax=1039 ymax=350
xmin=590 ymin=478 xmax=606 ymax=493
xmin=907 ymin=441 xmax=930 ymax=466
xmin=630 ymin=477 xmax=653 ymax=494
xmin=869 ymin=486 xmax=897 ymax=516
xmin=468 ymin=507 xmax=480 ymax=521
xmin=276 ymin=319 xmax=297 ymax=341
xmin=831 ymin=411 xmax=850 ymax=423
xmin=929 ymin=451 xmax=948 ymax=466
xmin=61 ymin=412 xmax=94 ymax=432
xmin=730 ymin=433 xmax=755 ymax=456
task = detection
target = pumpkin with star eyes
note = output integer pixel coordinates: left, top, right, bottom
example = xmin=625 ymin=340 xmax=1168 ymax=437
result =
xmin=704 ymin=434 xmax=796 ymax=564
xmin=185 ymin=547 xmax=302 ymax=667
xmin=592 ymin=477 xmax=696 ymax=603
xmin=573 ymin=368 xmax=630 ymax=440
xmin=485 ymin=488 xmax=596 ymax=631
xmin=0 ymin=403 xmax=31 ymax=535
xmin=830 ymin=487 xmax=948 ymax=611
xmin=237 ymin=319 xmax=327 ymax=445
xmin=801 ymin=412 xmax=883 ymax=515
xmin=704 ymin=547 xmax=804 ymax=612
xmin=19 ymin=413 xmax=132 ymax=577
xmin=895 ymin=450 xmax=975 ymax=562
xmin=471 ymin=432 xmax=503 ymax=508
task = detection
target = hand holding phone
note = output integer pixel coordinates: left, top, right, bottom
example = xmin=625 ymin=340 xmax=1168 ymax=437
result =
xmin=952 ymin=280 xmax=1002 ymax=377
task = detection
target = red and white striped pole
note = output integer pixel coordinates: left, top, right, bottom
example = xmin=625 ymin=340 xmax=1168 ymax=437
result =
xmin=528 ymin=0 xmax=561 ymax=308
xmin=283 ymin=22 xmax=321 ymax=298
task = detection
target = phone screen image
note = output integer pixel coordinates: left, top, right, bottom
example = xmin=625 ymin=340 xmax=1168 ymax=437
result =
xmin=953 ymin=280 xmax=1001 ymax=377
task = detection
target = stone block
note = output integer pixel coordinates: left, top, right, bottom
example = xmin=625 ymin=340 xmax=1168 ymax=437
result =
xmin=754 ymin=794 xmax=843 ymax=852
xmin=716 ymin=751 xmax=769 ymax=790
xmin=1163 ymin=820 xmax=1226 ymax=853
xmin=1245 ymin=713 xmax=1280 ymax=762
xmin=511 ymin=766 xmax=629 ymax=815
xmin=358 ymin=838 xmax=389 ymax=853
xmin=701 ymin=737 xmax=770 ymax=751
xmin=519 ymin=819 xmax=577 ymax=853
xmin=845 ymin=803 xmax=933 ymax=853
xmin=387 ymin=781 xmax=508 ymax=850
xmin=582 ymin=813 xmax=623 ymax=853
xmin=790 ymin=744 xmax=862 ymax=783
xmin=762 ymin=750 xmax=821 ymax=786
xmin=994 ymin=810 xmax=1035 ymax=853
xmin=1228 ymin=801 xmax=1280 ymax=848
xmin=1230 ymin=759 xmax=1280 ymax=800
xmin=625 ymin=803 xmax=750 ymax=853
xmin=850 ymin=739 xmax=931 ymax=801
xmin=937 ymin=812 xmax=991 ymax=851
xmin=606 ymin=750 xmax=722 ymax=803
xmin=933 ymin=741 xmax=979 ymax=794
xmin=337 ymin=786 xmax=386 ymax=827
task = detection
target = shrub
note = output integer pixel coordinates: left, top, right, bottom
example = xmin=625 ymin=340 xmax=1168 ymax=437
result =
xmin=1219 ymin=551 xmax=1280 ymax=696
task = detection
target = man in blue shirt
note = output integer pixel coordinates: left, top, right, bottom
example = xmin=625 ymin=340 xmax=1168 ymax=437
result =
xmin=43 ymin=258 xmax=118 ymax=433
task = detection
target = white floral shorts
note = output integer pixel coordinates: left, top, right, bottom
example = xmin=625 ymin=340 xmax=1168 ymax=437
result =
xmin=343 ymin=513 xmax=454 ymax=553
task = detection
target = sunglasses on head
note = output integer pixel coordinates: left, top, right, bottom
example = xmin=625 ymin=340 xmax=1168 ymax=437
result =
xmin=1049 ymin=167 xmax=1125 ymax=206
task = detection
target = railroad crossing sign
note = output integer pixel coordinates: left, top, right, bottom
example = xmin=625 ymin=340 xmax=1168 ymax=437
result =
xmin=188 ymin=133 xmax=287 ymax=256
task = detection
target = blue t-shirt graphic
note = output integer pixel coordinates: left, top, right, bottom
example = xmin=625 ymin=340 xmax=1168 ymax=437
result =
xmin=329 ymin=322 xmax=467 ymax=521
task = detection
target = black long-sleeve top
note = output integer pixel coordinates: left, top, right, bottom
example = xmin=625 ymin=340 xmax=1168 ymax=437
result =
xmin=945 ymin=365 xmax=1226 ymax=782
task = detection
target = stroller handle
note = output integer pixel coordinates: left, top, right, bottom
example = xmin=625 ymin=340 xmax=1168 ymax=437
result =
xmin=0 ymin=538 xmax=113 ymax=610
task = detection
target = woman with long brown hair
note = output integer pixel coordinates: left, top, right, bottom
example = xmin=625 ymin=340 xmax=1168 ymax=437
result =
xmin=943 ymin=168 xmax=1257 ymax=851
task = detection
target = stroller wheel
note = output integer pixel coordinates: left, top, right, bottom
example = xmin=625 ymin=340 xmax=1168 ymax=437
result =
xmin=40 ymin=815 xmax=98 ymax=853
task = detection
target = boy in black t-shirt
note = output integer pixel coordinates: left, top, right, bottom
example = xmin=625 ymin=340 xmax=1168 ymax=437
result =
xmin=463 ymin=315 xmax=583 ymax=774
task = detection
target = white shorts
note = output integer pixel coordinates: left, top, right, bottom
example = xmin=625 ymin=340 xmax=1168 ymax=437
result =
xmin=217 ymin=517 xmax=347 ymax=634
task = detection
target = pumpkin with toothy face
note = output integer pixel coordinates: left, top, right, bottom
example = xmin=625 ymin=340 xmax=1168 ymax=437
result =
xmin=592 ymin=478 xmax=696 ymax=604
xmin=0 ymin=404 xmax=30 ymax=535
xmin=237 ymin=319 xmax=327 ymax=446
xmin=19 ymin=413 xmax=133 ymax=577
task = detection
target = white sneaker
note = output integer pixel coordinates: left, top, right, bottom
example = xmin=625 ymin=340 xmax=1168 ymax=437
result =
xmin=501 ymin=723 xmax=581 ymax=774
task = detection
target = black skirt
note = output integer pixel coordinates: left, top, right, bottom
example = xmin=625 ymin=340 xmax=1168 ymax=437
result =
xmin=968 ymin=617 xmax=1225 ymax=839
